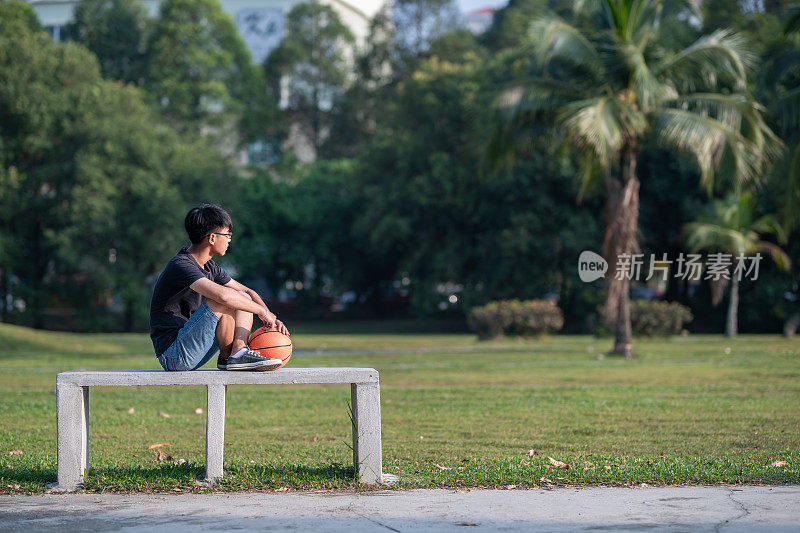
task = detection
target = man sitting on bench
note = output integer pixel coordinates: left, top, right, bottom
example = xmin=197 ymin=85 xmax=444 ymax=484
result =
xmin=150 ymin=203 xmax=290 ymax=372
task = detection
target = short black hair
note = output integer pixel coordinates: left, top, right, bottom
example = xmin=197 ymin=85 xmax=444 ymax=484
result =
xmin=184 ymin=204 xmax=233 ymax=244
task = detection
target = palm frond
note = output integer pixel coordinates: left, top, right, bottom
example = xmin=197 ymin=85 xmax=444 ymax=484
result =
xmin=656 ymin=29 xmax=754 ymax=92
xmin=753 ymin=241 xmax=792 ymax=270
xmin=620 ymin=41 xmax=677 ymax=111
xmin=558 ymin=96 xmax=647 ymax=165
xmin=655 ymin=108 xmax=775 ymax=193
xmin=669 ymin=92 xmax=783 ymax=165
xmin=684 ymin=221 xmax=748 ymax=254
xmin=575 ymin=150 xmax=604 ymax=202
xmin=752 ymin=213 xmax=788 ymax=244
xmin=530 ymin=16 xmax=603 ymax=78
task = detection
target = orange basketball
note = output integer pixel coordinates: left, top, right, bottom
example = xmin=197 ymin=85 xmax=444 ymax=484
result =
xmin=248 ymin=326 xmax=292 ymax=369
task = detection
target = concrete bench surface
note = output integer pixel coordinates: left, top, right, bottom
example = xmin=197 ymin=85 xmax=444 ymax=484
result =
xmin=56 ymin=367 xmax=382 ymax=491
xmin=57 ymin=368 xmax=379 ymax=386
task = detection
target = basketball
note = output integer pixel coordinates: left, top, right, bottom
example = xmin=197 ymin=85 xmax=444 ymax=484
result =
xmin=248 ymin=326 xmax=292 ymax=369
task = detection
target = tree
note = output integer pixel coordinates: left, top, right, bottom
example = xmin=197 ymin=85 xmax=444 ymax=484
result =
xmin=685 ymin=192 xmax=790 ymax=336
xmin=146 ymin=0 xmax=258 ymax=137
xmin=0 ymin=18 xmax=236 ymax=330
xmin=0 ymin=0 xmax=41 ymax=34
xmin=325 ymin=5 xmax=396 ymax=158
xmin=393 ymin=0 xmax=461 ymax=61
xmin=67 ymin=0 xmax=151 ymax=84
xmin=493 ymin=0 xmax=780 ymax=356
xmin=264 ymin=2 xmax=355 ymax=160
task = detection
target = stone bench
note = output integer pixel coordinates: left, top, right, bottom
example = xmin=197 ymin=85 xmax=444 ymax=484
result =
xmin=56 ymin=368 xmax=382 ymax=491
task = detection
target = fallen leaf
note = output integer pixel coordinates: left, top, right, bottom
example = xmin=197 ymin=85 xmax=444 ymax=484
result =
xmin=155 ymin=450 xmax=164 ymax=461
xmin=539 ymin=477 xmax=553 ymax=483
xmin=127 ymin=408 xmax=135 ymax=414
xmin=275 ymin=487 xmax=289 ymax=492
xmin=8 ymin=450 xmax=22 ymax=456
xmin=6 ymin=484 xmax=20 ymax=490
xmin=158 ymin=411 xmax=171 ymax=418
xmin=148 ymin=443 xmax=172 ymax=450
xmin=548 ymin=457 xmax=569 ymax=469
xmin=767 ymin=460 xmax=788 ymax=468
xmin=195 ymin=408 xmax=204 ymax=414
xmin=527 ymin=449 xmax=538 ymax=457
xmin=176 ymin=459 xmax=186 ymax=465
xmin=172 ymin=488 xmax=181 ymax=492
xmin=506 ymin=485 xmax=516 ymax=490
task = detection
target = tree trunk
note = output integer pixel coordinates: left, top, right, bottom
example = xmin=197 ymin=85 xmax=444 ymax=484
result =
xmin=614 ymin=276 xmax=633 ymax=357
xmin=725 ymin=275 xmax=739 ymax=337
xmin=125 ymin=298 xmax=136 ymax=333
xmin=603 ymin=143 xmax=640 ymax=358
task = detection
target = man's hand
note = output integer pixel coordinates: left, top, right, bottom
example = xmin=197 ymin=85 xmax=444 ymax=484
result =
xmin=258 ymin=307 xmax=277 ymax=329
xmin=257 ymin=308 xmax=290 ymax=335
xmin=274 ymin=319 xmax=290 ymax=336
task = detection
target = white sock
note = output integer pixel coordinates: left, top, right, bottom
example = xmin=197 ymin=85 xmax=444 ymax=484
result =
xmin=230 ymin=347 xmax=249 ymax=359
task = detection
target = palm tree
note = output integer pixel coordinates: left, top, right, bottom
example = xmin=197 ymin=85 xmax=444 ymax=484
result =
xmin=685 ymin=192 xmax=790 ymax=337
xmin=493 ymin=0 xmax=780 ymax=356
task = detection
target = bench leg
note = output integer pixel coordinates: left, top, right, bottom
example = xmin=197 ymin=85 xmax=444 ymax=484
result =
xmin=56 ymin=385 xmax=88 ymax=490
xmin=351 ymin=382 xmax=382 ymax=484
xmin=205 ymin=384 xmax=226 ymax=482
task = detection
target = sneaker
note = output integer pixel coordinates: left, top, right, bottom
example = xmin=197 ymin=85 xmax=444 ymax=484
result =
xmin=217 ymin=349 xmax=282 ymax=371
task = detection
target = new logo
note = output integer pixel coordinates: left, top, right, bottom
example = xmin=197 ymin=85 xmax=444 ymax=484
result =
xmin=578 ymin=251 xmax=608 ymax=282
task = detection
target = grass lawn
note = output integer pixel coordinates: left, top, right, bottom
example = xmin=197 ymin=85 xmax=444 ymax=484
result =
xmin=0 ymin=321 xmax=798 ymax=493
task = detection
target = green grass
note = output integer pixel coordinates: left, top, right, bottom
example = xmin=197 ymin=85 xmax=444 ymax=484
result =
xmin=0 ymin=321 xmax=798 ymax=493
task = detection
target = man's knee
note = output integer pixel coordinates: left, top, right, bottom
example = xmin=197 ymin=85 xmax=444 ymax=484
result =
xmin=204 ymin=297 xmax=234 ymax=318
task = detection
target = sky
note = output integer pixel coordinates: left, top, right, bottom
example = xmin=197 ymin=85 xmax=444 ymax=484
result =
xmin=456 ymin=0 xmax=509 ymax=13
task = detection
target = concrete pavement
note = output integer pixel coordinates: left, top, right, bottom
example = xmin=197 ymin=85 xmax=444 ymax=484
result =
xmin=1 ymin=486 xmax=799 ymax=532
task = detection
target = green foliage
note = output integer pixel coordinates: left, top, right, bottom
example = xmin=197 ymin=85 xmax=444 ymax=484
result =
xmin=264 ymin=3 xmax=355 ymax=156
xmin=146 ymin=0 xmax=258 ymax=135
xmin=629 ymin=300 xmax=693 ymax=336
xmin=393 ymin=0 xmax=461 ymax=61
xmin=231 ymin=160 xmax=363 ymax=313
xmin=67 ymin=0 xmax=151 ymax=84
xmin=0 ymin=24 xmax=236 ymax=330
xmin=685 ymin=192 xmax=790 ymax=267
xmin=468 ymin=299 xmax=564 ymax=338
xmin=0 ymin=0 xmax=41 ymax=35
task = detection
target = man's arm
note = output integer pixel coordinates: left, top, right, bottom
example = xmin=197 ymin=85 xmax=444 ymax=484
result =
xmin=190 ymin=277 xmax=278 ymax=329
xmin=225 ymin=279 xmax=289 ymax=335
xmin=224 ymin=278 xmax=267 ymax=308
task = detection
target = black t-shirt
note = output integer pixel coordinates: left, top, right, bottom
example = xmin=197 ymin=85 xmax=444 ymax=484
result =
xmin=149 ymin=247 xmax=231 ymax=357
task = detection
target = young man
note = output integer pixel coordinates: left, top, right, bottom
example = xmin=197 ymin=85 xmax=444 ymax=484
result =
xmin=150 ymin=204 xmax=289 ymax=371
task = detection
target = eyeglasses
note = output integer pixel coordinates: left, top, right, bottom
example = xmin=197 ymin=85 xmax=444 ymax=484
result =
xmin=212 ymin=232 xmax=233 ymax=240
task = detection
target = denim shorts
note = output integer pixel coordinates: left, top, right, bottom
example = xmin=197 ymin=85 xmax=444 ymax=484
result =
xmin=158 ymin=300 xmax=220 ymax=371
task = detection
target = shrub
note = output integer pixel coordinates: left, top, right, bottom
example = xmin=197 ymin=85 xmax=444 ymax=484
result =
xmin=468 ymin=299 xmax=564 ymax=339
xmin=629 ymin=300 xmax=693 ymax=336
